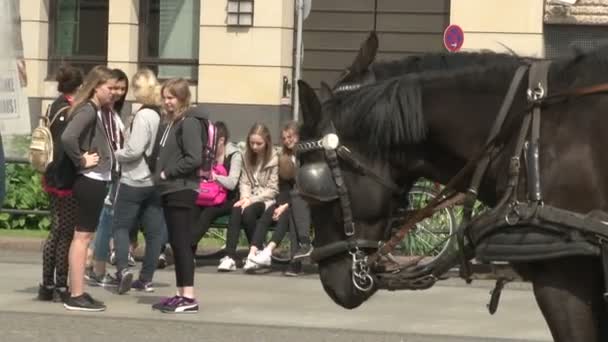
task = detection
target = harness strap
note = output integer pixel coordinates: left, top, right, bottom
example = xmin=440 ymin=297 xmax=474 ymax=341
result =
xmin=458 ymin=64 xmax=530 ymax=281
xmin=468 ymin=64 xmax=529 ymax=197
xmin=326 ymin=147 xmax=356 ymax=236
xmin=310 ymin=239 xmax=380 ymax=263
xmin=526 ymin=61 xmax=550 ymax=202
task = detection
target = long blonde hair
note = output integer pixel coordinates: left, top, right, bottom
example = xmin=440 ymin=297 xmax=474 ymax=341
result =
xmin=131 ymin=68 xmax=161 ymax=106
xmin=245 ymin=123 xmax=273 ymax=171
xmin=161 ymin=78 xmax=191 ymax=121
xmin=279 ymin=121 xmax=299 ymax=180
xmin=69 ymin=65 xmax=114 ymax=116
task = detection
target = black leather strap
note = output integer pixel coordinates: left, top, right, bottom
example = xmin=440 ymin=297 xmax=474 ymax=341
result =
xmin=311 ymin=239 xmax=380 ymax=263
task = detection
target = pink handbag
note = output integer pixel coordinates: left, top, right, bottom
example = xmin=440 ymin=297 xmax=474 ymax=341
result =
xmin=195 ymin=164 xmax=228 ymax=207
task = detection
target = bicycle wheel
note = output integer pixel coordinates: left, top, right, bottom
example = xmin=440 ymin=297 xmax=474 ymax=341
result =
xmin=195 ymin=227 xmax=226 ymax=259
xmin=394 ymin=185 xmax=456 ymax=261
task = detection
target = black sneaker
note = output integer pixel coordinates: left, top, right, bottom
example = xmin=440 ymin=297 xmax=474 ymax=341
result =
xmin=37 ymin=284 xmax=54 ymax=301
xmin=53 ymin=287 xmax=69 ymax=303
xmin=64 ymin=294 xmax=106 ymax=312
xmin=117 ymin=269 xmax=133 ymax=295
xmin=292 ymin=244 xmax=313 ymax=260
xmin=83 ymin=292 xmax=104 ymax=306
xmin=284 ymin=261 xmax=303 ymax=277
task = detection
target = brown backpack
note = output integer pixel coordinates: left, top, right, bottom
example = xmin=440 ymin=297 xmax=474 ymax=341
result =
xmin=29 ymin=104 xmax=70 ymax=173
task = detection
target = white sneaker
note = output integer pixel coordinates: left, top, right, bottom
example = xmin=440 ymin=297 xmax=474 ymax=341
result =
xmin=109 ymin=250 xmax=116 ymax=265
xmin=243 ymin=258 xmax=260 ymax=273
xmin=217 ymin=256 xmax=236 ymax=272
xmin=251 ymin=250 xmax=272 ymax=267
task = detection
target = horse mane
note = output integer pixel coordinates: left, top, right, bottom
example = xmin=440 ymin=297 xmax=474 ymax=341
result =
xmin=328 ymin=44 xmax=608 ymax=158
xmin=371 ymin=51 xmax=525 ymax=81
xmin=327 ymin=75 xmax=424 ymax=158
xmin=329 ymin=54 xmax=526 ymax=157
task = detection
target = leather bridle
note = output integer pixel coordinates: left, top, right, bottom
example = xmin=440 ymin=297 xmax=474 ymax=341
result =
xmin=295 ymin=122 xmax=404 ymax=291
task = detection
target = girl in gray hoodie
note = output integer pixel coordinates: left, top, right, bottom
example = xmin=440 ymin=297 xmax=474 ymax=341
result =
xmin=110 ymin=69 xmax=165 ymax=294
xmin=152 ymin=78 xmax=202 ymax=314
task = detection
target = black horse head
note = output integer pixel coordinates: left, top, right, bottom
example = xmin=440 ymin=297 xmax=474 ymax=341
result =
xmin=296 ymin=36 xmax=528 ymax=309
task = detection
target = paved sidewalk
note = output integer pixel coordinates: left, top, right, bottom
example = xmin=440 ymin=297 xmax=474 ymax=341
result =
xmin=0 ymin=249 xmax=551 ymax=341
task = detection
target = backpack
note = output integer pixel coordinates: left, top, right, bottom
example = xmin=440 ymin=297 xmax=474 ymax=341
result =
xmin=29 ymin=104 xmax=70 ymax=173
xmin=177 ymin=116 xmax=217 ymax=178
xmin=44 ymin=101 xmax=98 ymax=190
xmin=195 ymin=163 xmax=228 ymax=207
xmin=132 ymin=105 xmax=162 ymax=173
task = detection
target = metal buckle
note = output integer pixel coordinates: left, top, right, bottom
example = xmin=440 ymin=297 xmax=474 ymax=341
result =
xmin=527 ymin=83 xmax=545 ymax=102
xmin=350 ymin=247 xmax=374 ymax=292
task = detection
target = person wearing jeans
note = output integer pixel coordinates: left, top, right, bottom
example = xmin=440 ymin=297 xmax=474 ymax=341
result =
xmin=112 ymin=69 xmax=164 ymax=294
xmin=86 ymin=68 xmax=128 ymax=287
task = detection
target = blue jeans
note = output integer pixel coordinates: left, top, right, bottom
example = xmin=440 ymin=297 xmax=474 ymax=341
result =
xmin=93 ymin=204 xmax=114 ymax=262
xmin=112 ymin=183 xmax=164 ymax=282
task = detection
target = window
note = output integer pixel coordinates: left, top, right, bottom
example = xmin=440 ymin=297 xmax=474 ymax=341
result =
xmin=227 ymin=0 xmax=254 ymax=27
xmin=140 ymin=0 xmax=200 ymax=81
xmin=544 ymin=24 xmax=608 ymax=59
xmin=48 ymin=0 xmax=108 ymax=76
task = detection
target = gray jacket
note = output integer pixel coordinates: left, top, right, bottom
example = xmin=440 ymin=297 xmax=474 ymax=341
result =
xmin=115 ymin=108 xmax=160 ymax=187
xmin=215 ymin=142 xmax=242 ymax=191
xmin=61 ymin=101 xmax=112 ymax=175
xmin=154 ymin=110 xmax=205 ymax=195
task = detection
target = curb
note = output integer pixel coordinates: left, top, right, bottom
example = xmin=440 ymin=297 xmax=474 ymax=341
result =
xmin=0 ymin=237 xmax=45 ymax=253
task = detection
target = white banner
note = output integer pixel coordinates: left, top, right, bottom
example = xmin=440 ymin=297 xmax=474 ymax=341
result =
xmin=0 ymin=0 xmax=31 ymax=138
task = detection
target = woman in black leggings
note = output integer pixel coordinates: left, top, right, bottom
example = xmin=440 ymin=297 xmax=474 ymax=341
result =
xmin=217 ymin=123 xmax=279 ymax=272
xmin=38 ymin=65 xmax=83 ymax=302
xmin=151 ymin=78 xmax=203 ymax=314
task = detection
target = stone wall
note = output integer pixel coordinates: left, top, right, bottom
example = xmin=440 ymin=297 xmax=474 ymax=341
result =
xmin=545 ymin=0 xmax=608 ymax=25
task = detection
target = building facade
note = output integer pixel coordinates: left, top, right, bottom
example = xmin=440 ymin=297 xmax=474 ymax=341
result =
xmin=17 ymin=0 xmax=608 ymax=140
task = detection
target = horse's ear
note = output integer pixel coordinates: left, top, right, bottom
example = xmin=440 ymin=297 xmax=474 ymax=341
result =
xmin=298 ymin=80 xmax=322 ymax=128
xmin=319 ymin=81 xmax=334 ymax=102
xmin=348 ymin=31 xmax=379 ymax=74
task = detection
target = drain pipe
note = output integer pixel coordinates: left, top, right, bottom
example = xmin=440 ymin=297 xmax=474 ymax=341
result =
xmin=293 ymin=0 xmax=305 ymax=122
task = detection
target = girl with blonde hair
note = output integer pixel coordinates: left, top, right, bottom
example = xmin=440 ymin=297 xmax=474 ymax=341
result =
xmin=217 ymin=122 xmax=279 ymax=272
xmin=152 ymin=78 xmax=206 ymax=313
xmin=110 ymin=68 xmax=165 ymax=294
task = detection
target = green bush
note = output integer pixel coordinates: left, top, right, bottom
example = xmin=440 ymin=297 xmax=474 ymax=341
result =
xmin=0 ymin=163 xmax=51 ymax=230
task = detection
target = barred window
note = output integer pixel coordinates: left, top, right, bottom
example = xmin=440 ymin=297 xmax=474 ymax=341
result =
xmin=227 ymin=0 xmax=254 ymax=27
xmin=48 ymin=0 xmax=108 ymax=76
xmin=544 ymin=24 xmax=608 ymax=59
xmin=139 ymin=0 xmax=200 ymax=81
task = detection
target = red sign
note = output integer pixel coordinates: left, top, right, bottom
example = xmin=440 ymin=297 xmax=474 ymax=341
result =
xmin=443 ymin=25 xmax=464 ymax=52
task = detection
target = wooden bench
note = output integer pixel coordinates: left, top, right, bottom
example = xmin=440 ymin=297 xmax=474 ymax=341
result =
xmin=196 ymin=215 xmax=292 ymax=264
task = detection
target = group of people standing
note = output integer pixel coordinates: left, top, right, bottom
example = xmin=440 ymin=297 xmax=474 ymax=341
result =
xmin=37 ymin=64 xmax=312 ymax=314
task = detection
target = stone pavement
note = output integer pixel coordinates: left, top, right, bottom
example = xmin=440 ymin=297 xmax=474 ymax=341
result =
xmin=0 ymin=246 xmax=553 ymax=342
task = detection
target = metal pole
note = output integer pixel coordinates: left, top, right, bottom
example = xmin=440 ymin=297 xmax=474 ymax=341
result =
xmin=293 ymin=0 xmax=304 ymax=122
